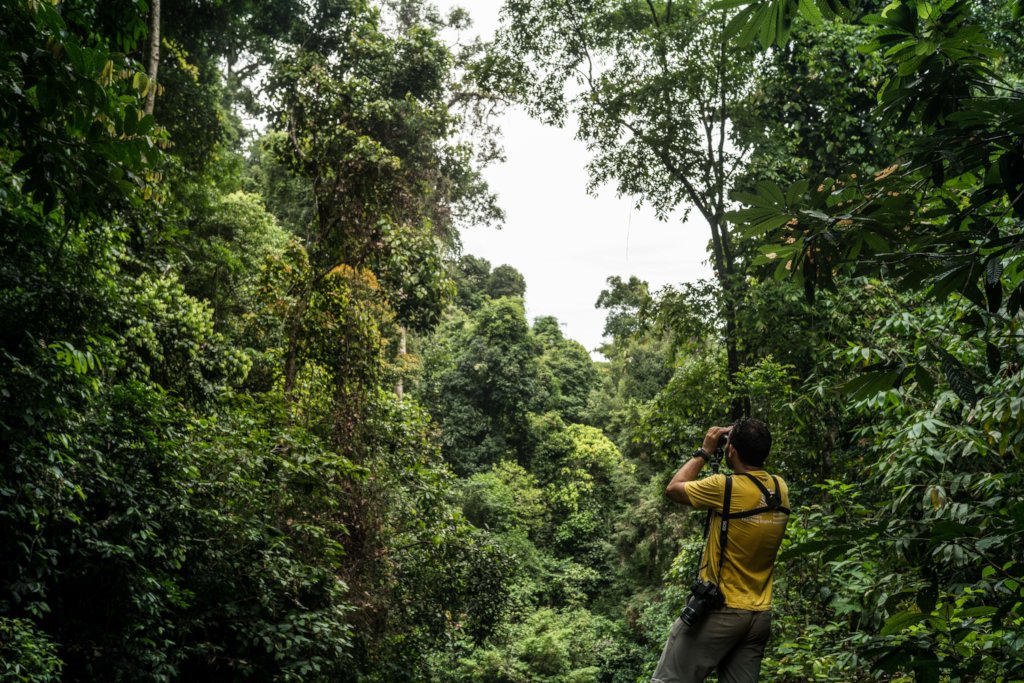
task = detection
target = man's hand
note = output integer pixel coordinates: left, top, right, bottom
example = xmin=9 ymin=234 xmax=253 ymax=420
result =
xmin=665 ymin=425 xmax=732 ymax=506
xmin=701 ymin=425 xmax=732 ymax=456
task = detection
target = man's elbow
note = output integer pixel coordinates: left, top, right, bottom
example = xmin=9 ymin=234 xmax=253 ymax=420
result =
xmin=665 ymin=482 xmax=691 ymax=506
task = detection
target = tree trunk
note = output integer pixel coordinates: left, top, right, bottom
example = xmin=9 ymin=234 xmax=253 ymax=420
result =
xmin=722 ymin=293 xmax=748 ymax=419
xmin=395 ymin=325 xmax=407 ymax=399
xmin=283 ymin=296 xmax=309 ymax=398
xmin=708 ymin=216 xmax=748 ymax=419
xmin=144 ymin=0 xmax=161 ymax=115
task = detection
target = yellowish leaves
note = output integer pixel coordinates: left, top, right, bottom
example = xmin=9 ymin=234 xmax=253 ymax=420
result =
xmin=328 ymin=264 xmax=381 ymax=292
xmin=100 ymin=60 xmax=114 ymax=87
xmin=874 ymin=164 xmax=900 ymax=181
xmin=132 ymin=72 xmax=153 ymax=98
xmin=165 ymin=38 xmax=200 ymax=83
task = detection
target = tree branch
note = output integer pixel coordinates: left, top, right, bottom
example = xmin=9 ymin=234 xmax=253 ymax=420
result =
xmin=645 ymin=0 xmax=662 ymax=27
xmin=446 ymin=89 xmax=511 ymax=109
xmin=623 ymin=119 xmax=713 ymax=223
xmin=715 ymin=13 xmax=733 ymax=274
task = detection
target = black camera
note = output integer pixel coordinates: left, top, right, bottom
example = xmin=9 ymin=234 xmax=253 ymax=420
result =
xmin=702 ymin=431 xmax=730 ymax=473
xmin=680 ymin=579 xmax=725 ymax=627
xmin=716 ymin=431 xmax=730 ymax=452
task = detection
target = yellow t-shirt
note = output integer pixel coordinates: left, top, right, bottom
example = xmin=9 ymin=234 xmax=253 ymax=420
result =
xmin=685 ymin=471 xmax=790 ymax=611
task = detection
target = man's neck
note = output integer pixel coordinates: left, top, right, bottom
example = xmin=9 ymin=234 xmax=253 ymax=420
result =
xmin=732 ymin=462 xmax=764 ymax=475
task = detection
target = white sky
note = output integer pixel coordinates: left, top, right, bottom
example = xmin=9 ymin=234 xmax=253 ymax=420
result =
xmin=441 ymin=1 xmax=713 ymax=354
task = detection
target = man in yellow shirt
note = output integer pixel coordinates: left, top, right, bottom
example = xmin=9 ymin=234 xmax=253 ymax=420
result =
xmin=651 ymin=418 xmax=790 ymax=683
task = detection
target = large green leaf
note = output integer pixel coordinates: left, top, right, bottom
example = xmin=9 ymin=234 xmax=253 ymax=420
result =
xmin=880 ymin=609 xmax=930 ymax=636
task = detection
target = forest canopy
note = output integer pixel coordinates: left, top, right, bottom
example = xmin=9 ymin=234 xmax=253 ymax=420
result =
xmin=1 ymin=0 xmax=1022 ymax=682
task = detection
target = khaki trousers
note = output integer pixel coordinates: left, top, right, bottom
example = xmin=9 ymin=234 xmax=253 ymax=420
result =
xmin=650 ymin=608 xmax=772 ymax=683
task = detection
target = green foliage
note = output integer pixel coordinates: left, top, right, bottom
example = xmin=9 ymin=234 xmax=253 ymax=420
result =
xmin=461 ymin=461 xmax=548 ymax=535
xmin=450 ymin=254 xmax=495 ymax=310
xmin=336 ymin=390 xmax=520 ymax=681
xmin=305 ymin=265 xmax=389 ymax=390
xmin=377 ymin=219 xmax=455 ymax=331
xmin=488 ymin=264 xmax=528 ymax=299
xmin=246 ymin=132 xmax=316 ymax=236
xmin=155 ymin=36 xmax=236 ymax=171
xmin=716 ymin=0 xmax=857 ymax=49
xmin=638 ymin=350 xmax=731 ymax=464
xmin=178 ymin=190 xmax=291 ymax=326
xmin=732 ymin=1 xmax=1024 ymax=322
xmin=733 ymin=19 xmax=898 ymax=189
xmin=9 ymin=0 xmax=1024 ymax=679
xmin=0 ymin=0 xmax=164 ymax=218
xmin=2 ymin=1 xmax=509 ymax=681
xmin=447 ymin=255 xmax=527 ymax=312
xmin=595 ymin=276 xmax=653 ymax=345
xmin=264 ymin=7 xmax=492 ymax=270
xmin=544 ymin=423 xmax=636 ymax=558
xmin=588 ymin=277 xmax=676 ymax=464
xmin=764 ymin=298 xmax=1024 ymax=681
xmin=0 ymin=617 xmax=62 ymax=682
xmin=418 ymin=297 xmax=542 ymax=473
xmin=177 ymin=396 xmax=359 ymax=681
xmin=451 ymin=608 xmax=623 ymax=683
xmin=534 ymin=317 xmax=600 ymax=423
xmin=719 ymin=6 xmax=1024 ymax=673
xmin=114 ymin=272 xmax=252 ymax=401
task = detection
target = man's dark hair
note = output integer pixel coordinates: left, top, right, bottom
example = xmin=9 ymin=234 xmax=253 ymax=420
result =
xmin=730 ymin=417 xmax=772 ymax=467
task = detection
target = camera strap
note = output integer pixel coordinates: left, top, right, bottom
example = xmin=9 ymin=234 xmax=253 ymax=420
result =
xmin=716 ymin=475 xmax=734 ymax=584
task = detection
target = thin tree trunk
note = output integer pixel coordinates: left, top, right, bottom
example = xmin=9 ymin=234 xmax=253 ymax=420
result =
xmin=709 ymin=217 xmax=747 ymax=419
xmin=591 ymin=11 xmax=750 ymax=418
xmin=283 ymin=296 xmax=309 ymax=398
xmin=395 ymin=325 xmax=407 ymax=399
xmin=144 ymin=0 xmax=161 ymax=115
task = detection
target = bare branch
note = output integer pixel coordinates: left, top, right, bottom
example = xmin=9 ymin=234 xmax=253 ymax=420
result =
xmin=645 ymin=0 xmax=662 ymax=28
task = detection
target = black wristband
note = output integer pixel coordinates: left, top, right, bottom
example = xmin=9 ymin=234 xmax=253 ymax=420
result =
xmin=693 ymin=448 xmax=711 ymax=461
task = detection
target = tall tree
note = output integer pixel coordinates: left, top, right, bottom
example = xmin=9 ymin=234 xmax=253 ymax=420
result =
xmin=264 ymin=0 xmax=499 ymax=397
xmin=144 ymin=0 xmax=160 ymax=114
xmin=491 ymin=0 xmax=758 ymax=415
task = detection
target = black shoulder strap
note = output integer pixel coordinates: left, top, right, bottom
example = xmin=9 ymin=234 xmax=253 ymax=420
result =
xmin=716 ymin=475 xmax=733 ymax=584
xmin=697 ymin=475 xmax=734 ymax=584
xmin=725 ymin=473 xmax=791 ymax=519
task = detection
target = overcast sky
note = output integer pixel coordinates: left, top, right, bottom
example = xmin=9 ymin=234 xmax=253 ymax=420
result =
xmin=439 ymin=1 xmax=713 ymax=355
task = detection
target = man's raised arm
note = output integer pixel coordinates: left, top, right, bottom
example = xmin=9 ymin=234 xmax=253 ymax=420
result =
xmin=665 ymin=425 xmax=731 ymax=506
